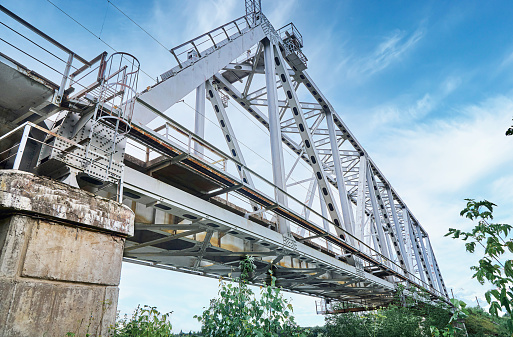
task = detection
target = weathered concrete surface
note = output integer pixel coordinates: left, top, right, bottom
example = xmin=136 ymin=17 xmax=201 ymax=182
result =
xmin=0 ymin=170 xmax=134 ymax=337
xmin=0 ymin=170 xmax=134 ymax=236
xmin=22 ymin=219 xmax=124 ymax=285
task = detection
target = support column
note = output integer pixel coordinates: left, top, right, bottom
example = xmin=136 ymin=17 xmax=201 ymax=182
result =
xmin=263 ymin=38 xmax=289 ymax=235
xmin=194 ymin=82 xmax=206 ymax=157
xmin=0 ymin=170 xmax=134 ymax=337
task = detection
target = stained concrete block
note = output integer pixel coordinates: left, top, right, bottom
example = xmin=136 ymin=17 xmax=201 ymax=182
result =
xmin=0 ymin=170 xmax=134 ymax=236
xmin=0 ymin=216 xmax=31 ymax=278
xmin=22 ymin=220 xmax=124 ymax=285
xmin=2 ymin=281 xmax=113 ymax=337
xmin=0 ymin=171 xmax=134 ymax=337
xmin=100 ymin=286 xmax=120 ymax=333
xmin=0 ymin=280 xmax=15 ymax=330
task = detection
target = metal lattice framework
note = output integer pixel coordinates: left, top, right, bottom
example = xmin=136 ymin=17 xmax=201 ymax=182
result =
xmin=0 ymin=1 xmax=449 ymax=311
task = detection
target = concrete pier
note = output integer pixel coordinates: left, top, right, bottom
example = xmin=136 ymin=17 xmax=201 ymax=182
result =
xmin=0 ymin=170 xmax=134 ymax=337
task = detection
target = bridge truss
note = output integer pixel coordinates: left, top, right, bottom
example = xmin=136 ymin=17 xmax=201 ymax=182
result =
xmin=0 ymin=0 xmax=449 ymax=311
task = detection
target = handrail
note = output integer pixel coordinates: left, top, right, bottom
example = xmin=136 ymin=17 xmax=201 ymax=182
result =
xmin=0 ymin=5 xmax=90 ymax=65
xmin=170 ymin=15 xmax=250 ymax=53
xmin=133 ymin=97 xmax=449 ymax=302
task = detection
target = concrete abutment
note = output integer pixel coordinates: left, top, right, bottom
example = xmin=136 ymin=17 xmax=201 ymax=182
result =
xmin=0 ymin=170 xmax=134 ymax=337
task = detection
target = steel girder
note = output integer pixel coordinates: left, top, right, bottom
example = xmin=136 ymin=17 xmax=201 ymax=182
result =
xmin=0 ymin=4 xmax=453 ymax=309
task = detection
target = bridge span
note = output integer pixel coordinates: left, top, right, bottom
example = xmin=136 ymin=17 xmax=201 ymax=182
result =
xmin=0 ymin=0 xmax=449 ymax=323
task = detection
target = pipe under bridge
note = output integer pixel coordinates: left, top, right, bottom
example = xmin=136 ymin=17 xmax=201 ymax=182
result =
xmin=0 ymin=1 xmax=449 ymax=313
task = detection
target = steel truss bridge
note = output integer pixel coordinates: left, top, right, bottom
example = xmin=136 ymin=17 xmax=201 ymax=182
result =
xmin=0 ymin=0 xmax=449 ymax=312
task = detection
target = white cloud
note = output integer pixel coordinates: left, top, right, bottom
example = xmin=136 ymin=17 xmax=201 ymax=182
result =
xmin=346 ymin=28 xmax=424 ymax=80
xmin=365 ymin=94 xmax=513 ymax=306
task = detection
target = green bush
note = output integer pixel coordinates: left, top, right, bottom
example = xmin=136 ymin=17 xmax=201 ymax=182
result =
xmin=110 ymin=305 xmax=173 ymax=337
xmin=195 ymin=256 xmax=307 ymax=337
xmin=465 ymin=306 xmax=510 ymax=337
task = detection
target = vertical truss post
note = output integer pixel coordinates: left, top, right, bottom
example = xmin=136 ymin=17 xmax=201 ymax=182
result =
xmin=366 ymin=164 xmax=408 ymax=274
xmin=13 ymin=124 xmax=31 ymax=170
xmin=263 ymin=38 xmax=289 ymax=235
xmin=405 ymin=209 xmax=426 ymax=285
xmin=194 ymin=82 xmax=206 ymax=157
xmin=426 ymin=237 xmax=444 ymax=295
xmin=325 ymin=110 xmax=355 ymax=239
xmin=355 ymin=155 xmax=367 ymax=242
xmin=366 ymin=167 xmax=390 ymax=260
xmin=303 ymin=175 xmax=317 ymax=220
xmin=55 ymin=52 xmax=74 ymax=105
xmin=402 ymin=207 xmax=414 ymax=279
xmin=413 ymin=224 xmax=435 ymax=289
xmin=386 ymin=187 xmax=412 ymax=274
xmin=427 ymin=239 xmax=449 ymax=298
xmin=272 ymin=44 xmax=347 ymax=241
xmin=369 ymin=217 xmax=383 ymax=261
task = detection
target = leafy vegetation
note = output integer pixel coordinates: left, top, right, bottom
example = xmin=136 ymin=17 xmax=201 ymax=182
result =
xmin=445 ymin=199 xmax=513 ymax=334
xmin=321 ymin=285 xmax=455 ymax=337
xmin=465 ymin=306 xmax=511 ymax=337
xmin=110 ymin=305 xmax=173 ymax=337
xmin=194 ymin=256 xmax=306 ymax=337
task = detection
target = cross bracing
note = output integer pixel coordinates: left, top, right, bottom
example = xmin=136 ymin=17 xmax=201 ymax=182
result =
xmin=0 ymin=1 xmax=449 ymax=312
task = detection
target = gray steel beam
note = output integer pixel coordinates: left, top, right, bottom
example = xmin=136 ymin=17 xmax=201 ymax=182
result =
xmin=412 ymin=223 xmax=435 ymax=289
xmin=273 ymin=43 xmax=347 ymax=241
xmin=194 ymin=82 xmax=206 ymax=157
xmin=386 ymin=187 xmax=412 ymax=274
xmin=425 ymin=238 xmax=444 ymax=294
xmin=263 ymin=38 xmax=289 ymax=235
xmin=205 ymin=79 xmax=255 ymax=189
xmin=427 ymin=239 xmax=449 ymax=298
xmin=366 ymin=164 xmax=408 ymax=274
xmin=355 ymin=156 xmax=367 ymax=242
xmin=366 ymin=165 xmax=390 ymax=260
xmin=326 ymin=109 xmax=355 ymax=240
xmin=404 ymin=209 xmax=426 ymax=285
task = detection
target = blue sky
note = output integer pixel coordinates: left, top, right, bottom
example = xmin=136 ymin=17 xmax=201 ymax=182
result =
xmin=2 ymin=0 xmax=513 ymax=332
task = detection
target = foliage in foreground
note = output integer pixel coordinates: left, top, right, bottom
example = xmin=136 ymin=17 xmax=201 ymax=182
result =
xmin=322 ymin=286 xmax=454 ymax=337
xmin=465 ymin=306 xmax=511 ymax=337
xmin=195 ymin=256 xmax=306 ymax=337
xmin=446 ymin=199 xmax=513 ymax=334
xmin=110 ymin=305 xmax=173 ymax=337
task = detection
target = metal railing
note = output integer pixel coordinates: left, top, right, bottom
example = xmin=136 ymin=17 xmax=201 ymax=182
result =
xmin=127 ymin=99 xmax=449 ymax=301
xmin=0 ymin=5 xmax=107 ymax=105
xmin=160 ymin=14 xmax=255 ymax=81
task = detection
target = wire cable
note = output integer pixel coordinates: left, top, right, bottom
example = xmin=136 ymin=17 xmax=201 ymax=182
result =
xmin=45 ymin=0 xmax=157 ymax=84
xmin=107 ymin=0 xmax=169 ymax=52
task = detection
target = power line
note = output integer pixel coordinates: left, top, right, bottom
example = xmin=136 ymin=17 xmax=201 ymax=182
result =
xmin=44 ymin=0 xmax=325 ymax=206
xmin=107 ymin=0 xmax=169 ymax=52
xmin=45 ymin=0 xmax=157 ymax=84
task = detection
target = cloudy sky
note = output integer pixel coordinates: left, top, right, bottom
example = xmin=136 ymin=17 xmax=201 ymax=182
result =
xmin=3 ymin=0 xmax=513 ymax=332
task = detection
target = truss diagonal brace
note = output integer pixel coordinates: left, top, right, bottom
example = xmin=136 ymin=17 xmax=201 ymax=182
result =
xmin=386 ymin=187 xmax=412 ymax=274
xmin=272 ymin=43 xmax=346 ymax=241
xmin=366 ymin=165 xmax=408 ymax=274
xmin=206 ymin=79 xmax=255 ymax=188
xmin=404 ymin=209 xmax=426 ymax=285
xmin=412 ymin=222 xmax=435 ymax=289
